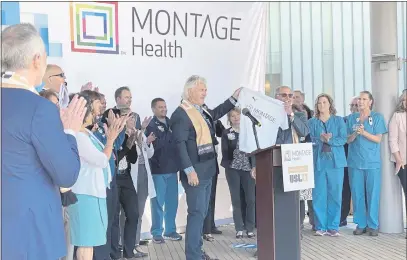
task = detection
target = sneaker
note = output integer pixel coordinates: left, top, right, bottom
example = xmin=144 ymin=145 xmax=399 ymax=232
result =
xmin=134 ymin=245 xmax=148 ymax=257
xmin=236 ymin=231 xmax=243 ymax=239
xmin=152 ymin=236 xmax=165 ymax=244
xmin=164 ymin=232 xmax=183 ymax=241
xmin=367 ymin=228 xmax=379 ymax=237
xmin=327 ymin=230 xmax=340 ymax=237
xmin=247 ymin=232 xmax=256 ymax=238
xmin=353 ymin=227 xmax=367 ymax=235
xmin=314 ymin=230 xmax=327 ymax=236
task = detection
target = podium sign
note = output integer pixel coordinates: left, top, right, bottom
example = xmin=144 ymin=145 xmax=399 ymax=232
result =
xmin=281 ymin=143 xmax=314 ymax=192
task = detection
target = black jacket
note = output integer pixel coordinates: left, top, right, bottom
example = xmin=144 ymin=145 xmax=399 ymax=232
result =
xmin=170 ymin=98 xmax=235 ymax=180
xmin=146 ymin=116 xmax=178 ymax=174
xmin=220 ymin=127 xmax=255 ymax=169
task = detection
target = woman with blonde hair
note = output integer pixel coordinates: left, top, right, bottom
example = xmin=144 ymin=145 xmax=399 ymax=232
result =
xmin=221 ymin=107 xmax=256 ymax=239
xmin=388 ymin=90 xmax=407 ymax=238
xmin=308 ymin=94 xmax=347 ymax=237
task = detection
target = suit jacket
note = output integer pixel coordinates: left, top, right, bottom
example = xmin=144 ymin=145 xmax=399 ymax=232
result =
xmin=276 ymin=112 xmax=310 ymax=144
xmin=170 ymin=98 xmax=235 ymax=180
xmin=1 ymin=89 xmax=81 ymax=260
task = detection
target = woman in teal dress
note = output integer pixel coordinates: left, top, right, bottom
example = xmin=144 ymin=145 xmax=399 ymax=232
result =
xmin=67 ymin=90 xmax=127 ymax=260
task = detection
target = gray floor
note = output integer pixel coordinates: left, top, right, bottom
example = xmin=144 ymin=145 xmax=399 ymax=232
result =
xmin=134 ymin=219 xmax=407 ymax=260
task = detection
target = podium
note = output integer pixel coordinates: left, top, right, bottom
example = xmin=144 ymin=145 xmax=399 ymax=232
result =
xmin=253 ymin=145 xmax=301 ymax=260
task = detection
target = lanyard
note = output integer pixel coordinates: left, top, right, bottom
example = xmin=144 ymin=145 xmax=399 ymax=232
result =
xmin=1 ymin=71 xmax=38 ymax=95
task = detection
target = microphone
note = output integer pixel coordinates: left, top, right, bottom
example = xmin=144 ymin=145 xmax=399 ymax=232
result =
xmin=242 ymin=108 xmax=262 ymax=127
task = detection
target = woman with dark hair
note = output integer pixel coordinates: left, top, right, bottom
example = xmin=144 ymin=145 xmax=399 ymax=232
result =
xmin=40 ymin=89 xmax=59 ymax=106
xmin=346 ymin=91 xmax=387 ymax=237
xmin=67 ymin=92 xmax=127 ymax=260
xmin=388 ymin=90 xmax=407 ymax=238
xmin=308 ymin=94 xmax=347 ymax=236
xmin=221 ymin=107 xmax=256 ymax=239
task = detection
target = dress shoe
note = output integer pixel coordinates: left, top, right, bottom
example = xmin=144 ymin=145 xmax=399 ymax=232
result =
xmin=211 ymin=227 xmax=222 ymax=234
xmin=202 ymin=251 xmax=219 ymax=260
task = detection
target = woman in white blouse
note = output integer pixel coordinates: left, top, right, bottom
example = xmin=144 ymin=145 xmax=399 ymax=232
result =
xmin=67 ymin=91 xmax=127 ymax=260
xmin=130 ymin=127 xmax=157 ymax=255
xmin=388 ymin=90 xmax=407 ymax=239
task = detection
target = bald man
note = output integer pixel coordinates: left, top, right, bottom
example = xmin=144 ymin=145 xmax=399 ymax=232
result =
xmin=41 ymin=64 xmax=69 ymax=108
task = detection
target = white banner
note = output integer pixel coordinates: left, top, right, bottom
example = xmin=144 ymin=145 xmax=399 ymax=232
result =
xmin=281 ymin=143 xmax=315 ymax=192
xmin=8 ymin=1 xmax=268 ymax=235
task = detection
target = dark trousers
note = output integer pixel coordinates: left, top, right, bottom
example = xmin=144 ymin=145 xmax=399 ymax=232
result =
xmin=203 ymin=164 xmax=219 ymax=234
xmin=182 ymin=178 xmax=213 ymax=260
xmin=241 ymin=185 xmax=257 ymax=229
xmin=300 ymin=200 xmax=314 ymax=227
xmin=111 ymin=174 xmax=139 ymax=259
xmin=397 ymin=165 xmax=407 ymax=215
xmin=340 ymin=167 xmax=352 ymax=223
xmin=225 ymin=168 xmax=256 ymax=232
xmin=92 ymin=175 xmax=119 ymax=260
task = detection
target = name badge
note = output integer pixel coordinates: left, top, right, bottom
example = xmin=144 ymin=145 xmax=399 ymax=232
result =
xmin=158 ymin=126 xmax=165 ymax=132
xmin=227 ymin=133 xmax=236 ymax=140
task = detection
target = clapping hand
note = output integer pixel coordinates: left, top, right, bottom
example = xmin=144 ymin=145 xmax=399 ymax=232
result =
xmin=103 ymin=114 xmax=127 ymax=142
xmin=141 ymin=116 xmax=153 ymax=130
xmin=146 ymin=132 xmax=156 ymax=145
xmin=60 ymin=95 xmax=87 ymax=132
xmin=320 ymin=133 xmax=332 ymax=143
xmin=356 ymin=124 xmax=365 ymax=135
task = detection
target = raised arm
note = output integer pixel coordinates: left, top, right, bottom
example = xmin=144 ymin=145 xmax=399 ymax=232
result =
xmin=208 ymin=97 xmax=237 ymax=121
xmin=31 ymin=101 xmax=80 ymax=188
xmin=292 ymin=112 xmax=310 ymax=137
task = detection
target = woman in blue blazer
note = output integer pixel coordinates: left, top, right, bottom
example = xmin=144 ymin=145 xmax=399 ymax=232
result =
xmin=308 ymin=94 xmax=347 ymax=237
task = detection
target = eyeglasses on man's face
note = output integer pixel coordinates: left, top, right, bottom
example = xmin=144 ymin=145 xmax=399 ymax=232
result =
xmin=49 ymin=72 xmax=65 ymax=79
xmin=276 ymin=93 xmax=293 ymax=98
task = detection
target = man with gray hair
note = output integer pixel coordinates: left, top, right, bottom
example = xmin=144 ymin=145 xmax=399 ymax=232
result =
xmin=170 ymin=75 xmax=241 ymax=260
xmin=1 ymin=23 xmax=87 ymax=260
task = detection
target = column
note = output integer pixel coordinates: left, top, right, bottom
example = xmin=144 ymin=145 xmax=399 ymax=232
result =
xmin=370 ymin=2 xmax=404 ymax=233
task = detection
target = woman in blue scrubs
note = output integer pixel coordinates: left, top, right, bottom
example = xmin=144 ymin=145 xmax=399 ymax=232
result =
xmin=347 ymin=91 xmax=387 ymax=236
xmin=309 ymin=94 xmax=347 ymax=236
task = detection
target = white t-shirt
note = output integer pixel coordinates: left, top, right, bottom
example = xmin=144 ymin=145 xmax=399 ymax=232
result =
xmin=237 ymin=88 xmax=289 ymax=153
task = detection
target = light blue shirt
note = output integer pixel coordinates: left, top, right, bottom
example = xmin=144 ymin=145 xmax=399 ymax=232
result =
xmin=308 ymin=115 xmax=348 ymax=171
xmin=346 ymin=111 xmax=388 ymax=169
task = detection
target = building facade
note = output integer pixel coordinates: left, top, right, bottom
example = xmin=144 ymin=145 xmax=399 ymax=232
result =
xmin=266 ymin=2 xmax=407 ymax=116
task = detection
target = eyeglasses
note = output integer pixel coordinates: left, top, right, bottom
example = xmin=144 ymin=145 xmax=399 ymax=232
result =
xmin=276 ymin=93 xmax=293 ymax=98
xmin=350 ymin=104 xmax=358 ymax=107
xmin=49 ymin=72 xmax=65 ymax=79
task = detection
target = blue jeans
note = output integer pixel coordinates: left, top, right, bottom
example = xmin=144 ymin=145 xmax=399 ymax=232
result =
xmin=150 ymin=173 xmax=179 ymax=237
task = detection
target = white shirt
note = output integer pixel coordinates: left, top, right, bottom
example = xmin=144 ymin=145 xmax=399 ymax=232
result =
xmin=70 ymin=131 xmax=112 ymax=198
xmin=237 ymin=88 xmax=289 ymax=153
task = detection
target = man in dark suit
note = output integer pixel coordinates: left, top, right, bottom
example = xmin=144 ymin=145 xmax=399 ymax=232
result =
xmin=170 ymin=75 xmax=241 ymax=260
xmin=252 ymin=85 xmax=309 ymax=257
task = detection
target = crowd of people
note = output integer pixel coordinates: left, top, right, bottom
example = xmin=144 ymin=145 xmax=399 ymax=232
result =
xmin=2 ymin=23 xmax=406 ymax=260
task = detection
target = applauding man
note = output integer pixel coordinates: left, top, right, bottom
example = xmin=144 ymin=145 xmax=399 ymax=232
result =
xmin=1 ymin=23 xmax=87 ymax=260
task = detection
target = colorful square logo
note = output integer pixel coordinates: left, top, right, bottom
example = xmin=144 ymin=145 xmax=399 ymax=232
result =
xmin=70 ymin=2 xmax=119 ymax=54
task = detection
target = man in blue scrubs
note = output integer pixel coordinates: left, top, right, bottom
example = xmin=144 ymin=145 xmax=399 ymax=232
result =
xmin=347 ymin=91 xmax=387 ymax=236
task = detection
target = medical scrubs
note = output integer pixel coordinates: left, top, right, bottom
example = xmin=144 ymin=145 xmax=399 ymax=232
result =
xmin=309 ymin=116 xmax=347 ymax=231
xmin=346 ymin=111 xmax=387 ymax=230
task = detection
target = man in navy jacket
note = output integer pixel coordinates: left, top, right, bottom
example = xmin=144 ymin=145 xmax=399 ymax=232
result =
xmin=170 ymin=75 xmax=241 ymax=260
xmin=146 ymin=98 xmax=183 ymax=244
